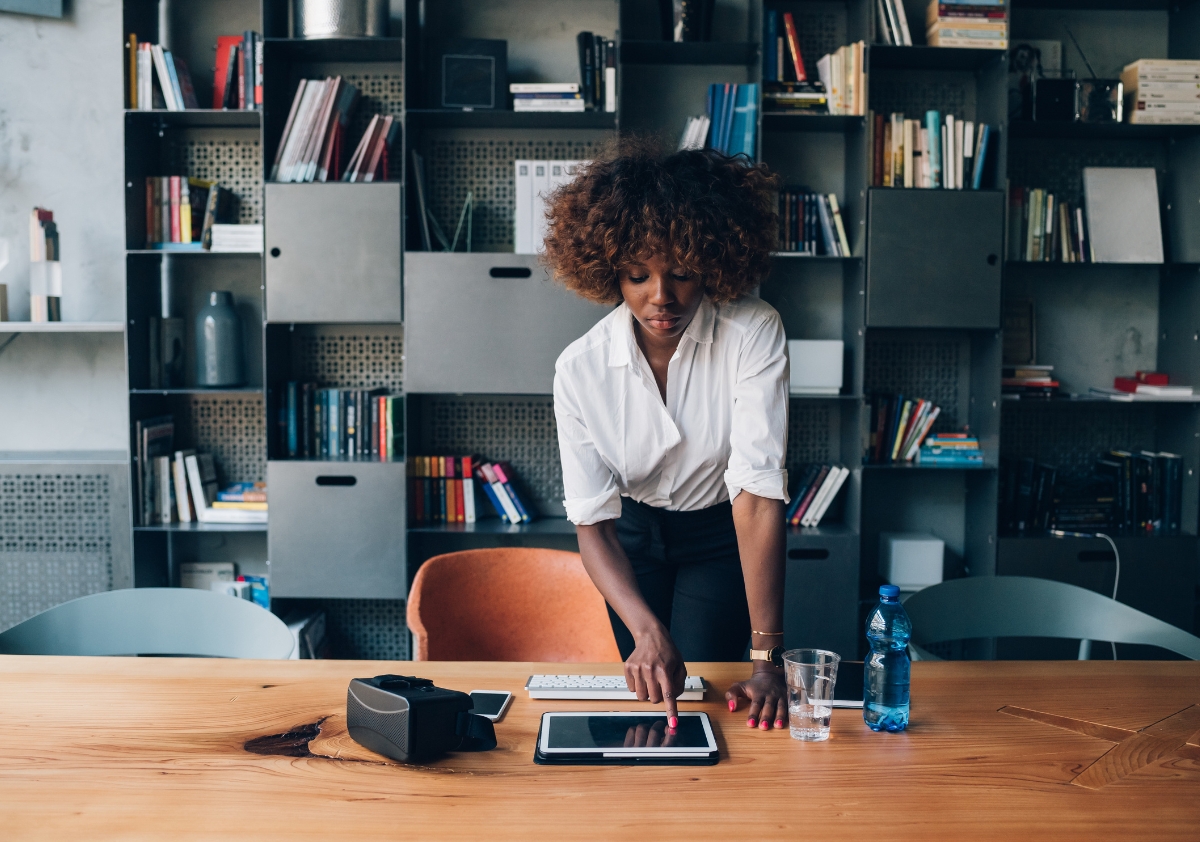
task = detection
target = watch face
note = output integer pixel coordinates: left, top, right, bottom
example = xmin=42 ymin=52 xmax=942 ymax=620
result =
xmin=770 ymin=646 xmax=784 ymax=667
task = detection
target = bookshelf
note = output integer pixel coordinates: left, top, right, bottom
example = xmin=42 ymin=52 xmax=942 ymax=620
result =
xmin=112 ymin=0 xmax=1197 ymax=660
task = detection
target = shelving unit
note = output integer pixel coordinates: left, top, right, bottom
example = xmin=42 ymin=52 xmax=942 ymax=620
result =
xmin=108 ymin=0 xmax=1198 ymax=660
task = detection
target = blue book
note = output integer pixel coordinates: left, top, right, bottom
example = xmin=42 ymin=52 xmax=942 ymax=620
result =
xmin=971 ymin=124 xmax=990 ymax=190
xmin=162 ymin=49 xmax=186 ymax=112
xmin=731 ymin=84 xmax=758 ymax=157
xmin=478 ymin=480 xmax=512 ymax=523
xmin=286 ymin=382 xmax=298 ymax=458
xmin=721 ymin=84 xmax=737 ymax=153
xmin=325 ymin=390 xmax=339 ymax=458
xmin=765 ymin=11 xmax=778 ymax=81
xmin=925 ymin=111 xmax=942 ymax=188
xmin=730 ymin=85 xmax=749 ymax=157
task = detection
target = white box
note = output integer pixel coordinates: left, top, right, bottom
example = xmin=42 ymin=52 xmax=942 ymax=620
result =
xmin=180 ymin=561 xmax=235 ymax=590
xmin=879 ymin=532 xmax=944 ymax=592
xmin=788 ymin=339 xmax=844 ymax=395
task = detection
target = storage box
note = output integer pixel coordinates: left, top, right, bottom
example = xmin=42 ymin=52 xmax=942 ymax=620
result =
xmin=788 ymin=340 xmax=844 ymax=395
xmin=879 ymin=532 xmax=944 ymax=592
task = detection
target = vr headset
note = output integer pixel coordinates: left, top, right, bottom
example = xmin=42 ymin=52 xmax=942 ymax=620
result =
xmin=346 ymin=675 xmax=497 ymax=763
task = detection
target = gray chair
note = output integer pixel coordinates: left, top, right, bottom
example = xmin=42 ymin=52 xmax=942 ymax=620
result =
xmin=0 ymin=588 xmax=296 ymax=659
xmin=903 ymin=575 xmax=1200 ymax=661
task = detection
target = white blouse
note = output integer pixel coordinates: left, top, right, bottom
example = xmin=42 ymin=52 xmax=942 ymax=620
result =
xmin=553 ymin=294 xmax=790 ymax=526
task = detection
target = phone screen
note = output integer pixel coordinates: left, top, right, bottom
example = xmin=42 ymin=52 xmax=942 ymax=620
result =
xmin=470 ymin=691 xmax=511 ymax=717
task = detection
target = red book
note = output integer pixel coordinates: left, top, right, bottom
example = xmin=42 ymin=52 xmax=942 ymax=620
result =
xmin=873 ymin=113 xmax=885 ymax=187
xmin=236 ymin=51 xmax=245 ymax=110
xmin=1114 ymin=377 xmax=1139 ymax=393
xmin=145 ymin=178 xmax=155 ymax=244
xmin=455 ymin=463 xmax=466 ymax=523
xmin=213 ymin=36 xmax=241 ymax=109
xmin=1136 ymin=371 xmax=1169 ymax=386
xmin=790 ymin=465 xmax=830 ymax=526
xmin=168 ymin=176 xmax=181 ymax=242
xmin=446 ymin=457 xmax=458 ymax=523
xmin=781 ymin=12 xmax=806 ymax=82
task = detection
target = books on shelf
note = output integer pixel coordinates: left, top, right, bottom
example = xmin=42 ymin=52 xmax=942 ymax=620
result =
xmin=209 ymin=224 xmax=262 ymax=253
xmin=511 ymin=83 xmax=585 ymax=112
xmin=785 ymin=464 xmax=850 ymax=527
xmin=705 ymin=83 xmax=759 ymax=157
xmin=762 ymin=82 xmax=829 ymax=115
xmin=866 ymin=395 xmax=951 ymax=464
xmin=575 ymin=33 xmax=616 ymax=112
xmin=870 ymin=110 xmax=994 ymax=189
xmin=1091 ymin=372 xmax=1200 ymax=402
xmin=678 ymin=116 xmax=712 ymax=150
xmin=144 ymin=177 xmax=238 ymax=251
xmin=875 ymin=0 xmax=914 ymax=46
xmin=183 ymin=452 xmax=267 ymax=524
xmin=127 ymin=36 xmax=201 ymax=111
xmin=1122 ymin=60 xmax=1200 ymax=125
xmin=925 ymin=0 xmax=1007 ymax=50
xmin=1001 ymin=450 xmax=1183 ymax=535
xmin=279 ymin=382 xmax=404 ymax=461
xmin=778 ymin=188 xmax=850 ymax=256
xmin=513 ymin=159 xmax=586 ymax=254
xmin=408 ymin=457 xmax=534 ymax=526
xmin=815 ymin=43 xmax=866 ymax=116
xmin=1002 ymin=364 xmax=1059 ymax=399
xmin=916 ymin=434 xmax=983 ymax=466
xmin=269 ymin=77 xmax=371 ymax=183
xmin=1007 ymin=187 xmax=1091 ymax=263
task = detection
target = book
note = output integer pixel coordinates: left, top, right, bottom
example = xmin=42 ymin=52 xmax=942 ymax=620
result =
xmin=782 ymin=13 xmax=806 ymax=82
xmin=216 ymin=481 xmax=267 ymax=502
xmin=791 ymin=465 xmax=830 ymax=525
xmin=136 ymin=416 xmax=174 ymax=526
xmin=805 ymin=466 xmax=850 ymax=527
xmin=186 ymin=453 xmax=267 ymax=524
xmin=1082 ymin=167 xmax=1164 ymax=264
xmin=173 ymin=449 xmax=196 ymax=522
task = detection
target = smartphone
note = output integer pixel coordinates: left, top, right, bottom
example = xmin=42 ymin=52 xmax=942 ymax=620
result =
xmin=470 ymin=690 xmax=514 ymax=722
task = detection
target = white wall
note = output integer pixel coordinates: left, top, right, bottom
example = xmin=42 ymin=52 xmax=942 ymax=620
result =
xmin=0 ymin=0 xmax=128 ymax=450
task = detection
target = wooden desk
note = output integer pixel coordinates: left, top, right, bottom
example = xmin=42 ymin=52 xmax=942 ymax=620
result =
xmin=1 ymin=657 xmax=1198 ymax=840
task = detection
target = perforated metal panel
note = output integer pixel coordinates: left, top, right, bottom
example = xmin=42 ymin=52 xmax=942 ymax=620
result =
xmin=1007 ymin=139 xmax=1166 ymax=205
xmin=417 ymin=396 xmax=563 ymax=515
xmin=292 ymin=325 xmax=405 ymax=391
xmin=0 ymin=461 xmax=132 ymax=632
xmin=320 ymin=598 xmax=409 ymax=660
xmin=421 ymin=131 xmax=605 ymax=251
xmin=869 ymin=71 xmax=975 ymax=122
xmin=1000 ymin=401 xmax=1157 ymax=479
xmin=174 ymin=396 xmax=267 ymax=485
xmin=865 ymin=334 xmax=969 ymax=431
xmin=788 ymin=401 xmax=838 ymax=467
xmin=178 ymin=128 xmax=263 ymax=225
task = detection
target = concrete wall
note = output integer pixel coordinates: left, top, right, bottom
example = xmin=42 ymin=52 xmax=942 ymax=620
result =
xmin=0 ymin=0 xmax=128 ymax=450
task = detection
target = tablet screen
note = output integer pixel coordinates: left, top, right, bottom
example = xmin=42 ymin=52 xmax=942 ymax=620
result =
xmin=543 ymin=713 xmax=713 ymax=751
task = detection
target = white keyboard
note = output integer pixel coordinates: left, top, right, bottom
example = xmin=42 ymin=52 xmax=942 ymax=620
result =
xmin=525 ymin=674 xmax=706 ymax=701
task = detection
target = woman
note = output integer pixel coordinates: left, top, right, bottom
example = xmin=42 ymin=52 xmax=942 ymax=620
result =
xmin=543 ymin=141 xmax=791 ymax=732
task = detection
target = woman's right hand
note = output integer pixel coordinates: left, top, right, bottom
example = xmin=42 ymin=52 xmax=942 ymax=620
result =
xmin=624 ymin=624 xmax=687 ymax=726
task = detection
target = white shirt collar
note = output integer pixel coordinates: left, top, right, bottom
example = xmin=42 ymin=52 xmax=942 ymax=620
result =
xmin=607 ymin=295 xmax=716 ymax=368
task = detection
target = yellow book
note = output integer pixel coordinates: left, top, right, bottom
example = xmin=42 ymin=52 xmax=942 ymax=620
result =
xmin=891 ymin=400 xmax=913 ymax=461
xmin=127 ymin=34 xmax=138 ymax=109
xmin=211 ymin=501 xmax=268 ymax=511
xmin=179 ymin=183 xmax=192 ymax=244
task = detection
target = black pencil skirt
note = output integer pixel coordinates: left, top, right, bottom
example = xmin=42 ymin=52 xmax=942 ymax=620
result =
xmin=607 ymin=496 xmax=751 ymax=662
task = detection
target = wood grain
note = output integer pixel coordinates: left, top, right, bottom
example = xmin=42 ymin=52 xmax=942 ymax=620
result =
xmin=0 ymin=658 xmax=1197 ymax=840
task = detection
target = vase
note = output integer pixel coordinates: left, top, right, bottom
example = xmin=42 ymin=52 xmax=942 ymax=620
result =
xmin=196 ymin=291 xmax=244 ymax=387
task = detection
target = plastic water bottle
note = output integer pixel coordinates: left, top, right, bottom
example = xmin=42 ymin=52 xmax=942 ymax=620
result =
xmin=864 ymin=584 xmax=911 ymax=732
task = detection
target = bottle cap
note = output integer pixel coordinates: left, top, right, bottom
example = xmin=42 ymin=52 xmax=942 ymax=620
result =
xmin=879 ymin=584 xmax=900 ymax=598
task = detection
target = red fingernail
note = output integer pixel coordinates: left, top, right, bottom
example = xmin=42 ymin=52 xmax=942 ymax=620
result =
xmin=775 ymin=719 xmax=784 ymax=729
xmin=760 ymin=720 xmax=769 ymax=730
xmin=669 ymin=716 xmax=678 ymax=728
xmin=747 ymin=718 xmax=757 ymax=728
xmin=728 ymin=699 xmax=736 ymax=712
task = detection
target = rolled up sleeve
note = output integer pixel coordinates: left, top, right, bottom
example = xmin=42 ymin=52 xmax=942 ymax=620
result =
xmin=554 ymin=366 xmax=622 ymax=526
xmin=723 ymin=312 xmax=790 ymax=504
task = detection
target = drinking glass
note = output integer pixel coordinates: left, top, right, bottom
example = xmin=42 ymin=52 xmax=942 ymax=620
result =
xmin=784 ymin=648 xmax=841 ymax=742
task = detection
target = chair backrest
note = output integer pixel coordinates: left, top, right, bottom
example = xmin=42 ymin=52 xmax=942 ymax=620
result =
xmin=904 ymin=575 xmax=1200 ymax=660
xmin=407 ymin=548 xmax=621 ymax=662
xmin=0 ymin=588 xmax=296 ymax=659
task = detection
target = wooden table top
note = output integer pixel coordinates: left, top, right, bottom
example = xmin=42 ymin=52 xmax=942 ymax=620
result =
xmin=0 ymin=657 xmax=1198 ymax=840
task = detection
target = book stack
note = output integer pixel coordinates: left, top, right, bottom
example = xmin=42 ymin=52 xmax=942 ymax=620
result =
xmin=145 ymin=177 xmax=238 ymax=251
xmin=511 ymin=83 xmax=584 ymax=112
xmin=761 ymin=11 xmax=833 ymax=115
xmin=343 ymin=114 xmax=401 ymax=183
xmin=1002 ymin=363 xmax=1058 ymax=399
xmin=29 ymin=207 xmax=61 ymax=322
xmin=706 ymin=84 xmax=759 ymax=157
xmin=816 ymin=44 xmax=866 ymax=116
xmin=678 ymin=116 xmax=712 ymax=150
xmin=1007 ymin=187 xmax=1090 ymax=262
xmin=870 ymin=111 xmax=994 ymax=189
xmin=762 ymin=83 xmax=829 ymax=114
xmin=916 ymin=434 xmax=983 ymax=466
xmin=408 ymin=457 xmax=534 ymax=525
xmin=785 ymin=464 xmax=850 ymax=528
xmin=127 ymin=35 xmax=201 ymax=111
xmin=926 ymin=0 xmax=1008 ymax=50
xmin=1087 ymin=371 xmax=1200 ymax=403
xmin=210 ymin=224 xmax=263 ymax=253
xmin=1122 ymin=60 xmax=1200 ymax=125
xmin=1100 ymin=450 xmax=1183 ymax=534
xmin=778 ymin=189 xmax=851 ymax=256
xmin=513 ymin=160 xmax=587 ymax=254
xmin=875 ymin=0 xmax=914 ymax=45
xmin=270 ymin=78 xmax=371 ymax=183
xmin=279 ymin=383 xmax=404 ymax=460
xmin=576 ymin=32 xmax=617 ymax=112
xmin=866 ymin=395 xmax=944 ymax=464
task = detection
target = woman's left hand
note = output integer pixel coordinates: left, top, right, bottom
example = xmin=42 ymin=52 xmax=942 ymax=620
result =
xmin=725 ymin=669 xmax=789 ymax=731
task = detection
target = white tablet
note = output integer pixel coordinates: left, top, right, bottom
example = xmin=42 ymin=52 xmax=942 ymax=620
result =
xmin=534 ymin=712 xmax=719 ymax=765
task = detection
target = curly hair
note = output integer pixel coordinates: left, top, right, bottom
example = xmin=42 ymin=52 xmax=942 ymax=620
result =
xmin=540 ymin=138 xmax=779 ymax=304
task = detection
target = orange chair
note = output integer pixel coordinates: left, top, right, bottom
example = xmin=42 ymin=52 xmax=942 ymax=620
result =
xmin=407 ymin=548 xmax=622 ymax=662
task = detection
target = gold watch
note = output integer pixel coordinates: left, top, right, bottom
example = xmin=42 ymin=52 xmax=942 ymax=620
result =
xmin=749 ymin=645 xmax=784 ymax=667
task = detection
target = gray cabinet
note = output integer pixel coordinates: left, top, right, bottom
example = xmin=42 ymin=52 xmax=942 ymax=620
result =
xmin=866 ymin=190 xmax=1003 ymax=328
xmin=267 ymin=460 xmax=406 ymax=599
xmin=404 ymin=253 xmax=613 ymax=394
xmin=265 ymin=183 xmax=401 ymax=323
xmin=783 ymin=531 xmax=861 ymax=659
